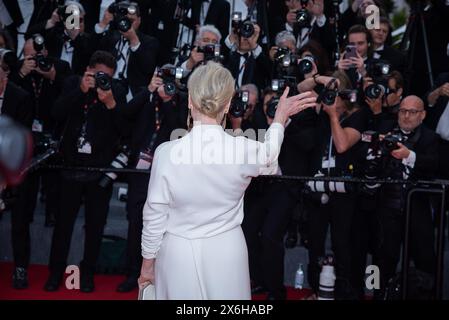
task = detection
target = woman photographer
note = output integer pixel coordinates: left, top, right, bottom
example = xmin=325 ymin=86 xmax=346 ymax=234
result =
xmin=304 ymin=70 xmax=367 ymax=300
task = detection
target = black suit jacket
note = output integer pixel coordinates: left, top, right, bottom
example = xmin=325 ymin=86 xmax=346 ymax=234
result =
xmin=27 ymin=0 xmax=58 ymax=33
xmin=1 ymin=82 xmax=33 ymax=128
xmin=371 ymin=46 xmax=405 ymax=75
xmin=425 ymin=72 xmax=449 ymax=131
xmin=225 ymin=50 xmax=271 ymax=90
xmin=52 ymin=75 xmax=129 ymax=167
xmin=96 ymin=30 xmax=159 ymax=96
xmin=9 ymin=58 xmax=72 ymax=135
xmin=184 ymin=0 xmax=230 ymax=42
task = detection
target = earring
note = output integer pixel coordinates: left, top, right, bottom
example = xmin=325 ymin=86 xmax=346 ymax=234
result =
xmin=221 ymin=112 xmax=227 ymax=129
xmin=187 ymin=108 xmax=193 ymax=131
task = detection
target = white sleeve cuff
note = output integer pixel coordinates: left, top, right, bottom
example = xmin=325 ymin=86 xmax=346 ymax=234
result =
xmin=95 ymin=23 xmax=107 ymax=34
xmin=402 ymin=150 xmax=416 ymax=168
xmin=130 ymin=42 xmax=141 ymax=52
xmin=316 ymin=14 xmax=326 ymax=27
xmin=225 ymin=35 xmax=234 ymax=50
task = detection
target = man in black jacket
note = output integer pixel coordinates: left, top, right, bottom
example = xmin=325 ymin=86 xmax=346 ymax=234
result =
xmin=368 ymin=95 xmax=440 ymax=299
xmin=27 ymin=1 xmax=95 ymax=75
xmin=225 ymin=23 xmax=271 ymax=90
xmin=95 ymin=1 xmax=159 ymax=99
xmin=116 ymin=69 xmax=186 ymax=293
xmin=44 ymin=50 xmax=128 ymax=293
xmin=0 ymin=0 xmax=24 ymax=50
xmin=7 ymin=37 xmax=71 ymax=289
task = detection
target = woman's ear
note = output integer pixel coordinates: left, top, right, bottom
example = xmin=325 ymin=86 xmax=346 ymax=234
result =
xmin=224 ymin=100 xmax=231 ymax=114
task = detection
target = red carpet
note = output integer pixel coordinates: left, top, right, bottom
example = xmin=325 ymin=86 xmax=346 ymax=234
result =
xmin=0 ymin=262 xmax=311 ymax=300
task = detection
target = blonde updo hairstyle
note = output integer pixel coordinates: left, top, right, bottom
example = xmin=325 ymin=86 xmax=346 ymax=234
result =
xmin=187 ymin=61 xmax=235 ymax=123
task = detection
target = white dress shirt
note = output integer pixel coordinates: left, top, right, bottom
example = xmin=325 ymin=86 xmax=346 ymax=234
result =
xmin=141 ymin=122 xmax=285 ymax=259
xmin=436 ymin=100 xmax=449 ymax=141
xmin=60 ymin=39 xmax=74 ymax=67
xmin=199 ymin=0 xmax=211 ymax=26
xmin=285 ymin=15 xmax=326 ymax=49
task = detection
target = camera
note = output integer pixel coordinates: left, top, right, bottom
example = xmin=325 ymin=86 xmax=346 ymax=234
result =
xmin=231 ymin=11 xmax=255 ymax=38
xmin=298 ymin=55 xmax=315 ymax=75
xmin=32 ymin=34 xmax=53 ymax=72
xmin=108 ymin=1 xmax=138 ymax=32
xmin=0 ymin=48 xmax=17 ymax=73
xmin=229 ymin=90 xmax=249 ymax=118
xmin=99 ymin=145 xmax=130 ymax=188
xmin=156 ymin=66 xmax=183 ymax=96
xmin=296 ymin=0 xmax=311 ymax=28
xmin=197 ymin=44 xmax=221 ymax=62
xmin=317 ymin=81 xmax=338 ymax=106
xmin=266 ymin=77 xmax=299 ymax=118
xmin=364 ymin=60 xmax=392 ymax=99
xmin=94 ymin=71 xmax=112 ymax=91
xmin=274 ymin=48 xmax=300 ymax=69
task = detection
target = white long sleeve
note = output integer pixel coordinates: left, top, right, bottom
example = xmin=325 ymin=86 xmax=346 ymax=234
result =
xmin=141 ymin=143 xmax=171 ymax=259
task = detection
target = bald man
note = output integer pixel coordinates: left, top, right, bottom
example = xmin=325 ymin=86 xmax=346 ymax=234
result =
xmin=368 ymin=95 xmax=440 ymax=299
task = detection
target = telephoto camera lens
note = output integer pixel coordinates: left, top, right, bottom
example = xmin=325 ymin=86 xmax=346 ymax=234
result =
xmin=322 ymin=89 xmax=337 ymax=105
xmin=116 ymin=17 xmax=132 ymax=32
xmin=298 ymin=56 xmax=314 ymax=74
xmin=99 ymin=146 xmax=130 ymax=188
xmin=95 ymin=72 xmax=112 ymax=91
xmin=35 ymin=53 xmax=52 ymax=72
xmin=164 ymin=82 xmax=177 ymax=96
xmin=230 ymin=91 xmax=249 ymax=118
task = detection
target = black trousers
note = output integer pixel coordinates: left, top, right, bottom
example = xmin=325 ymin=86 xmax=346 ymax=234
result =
xmin=242 ymin=181 xmax=299 ymax=299
xmin=306 ymin=192 xmax=357 ymax=299
xmin=11 ymin=170 xmax=60 ymax=268
xmin=373 ymin=195 xmax=436 ymax=296
xmin=48 ymin=175 xmax=112 ymax=274
xmin=124 ymin=173 xmax=150 ymax=278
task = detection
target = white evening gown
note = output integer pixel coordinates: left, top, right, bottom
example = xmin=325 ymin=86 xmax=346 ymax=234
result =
xmin=141 ymin=123 xmax=285 ymax=300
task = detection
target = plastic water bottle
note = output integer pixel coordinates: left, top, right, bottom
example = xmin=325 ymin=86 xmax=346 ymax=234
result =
xmin=318 ymin=264 xmax=336 ymax=300
xmin=294 ymin=263 xmax=305 ymax=289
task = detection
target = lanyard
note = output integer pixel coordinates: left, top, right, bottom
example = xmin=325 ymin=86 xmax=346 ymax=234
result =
xmin=80 ymin=99 xmax=97 ymax=140
xmin=31 ymin=77 xmax=44 ymax=118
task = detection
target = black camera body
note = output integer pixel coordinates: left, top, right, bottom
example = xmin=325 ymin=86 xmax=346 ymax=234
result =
xmin=266 ymin=78 xmax=297 ymax=119
xmin=32 ymin=34 xmax=53 ymax=72
xmin=231 ymin=12 xmax=255 ymax=38
xmin=298 ymin=55 xmax=314 ymax=75
xmin=108 ymin=1 xmax=137 ymax=32
xmin=94 ymin=71 xmax=113 ymax=91
xmin=364 ymin=60 xmax=392 ymax=99
xmin=296 ymin=0 xmax=311 ymax=28
xmin=156 ymin=66 xmax=183 ymax=96
xmin=230 ymin=90 xmax=249 ymax=118
xmin=317 ymin=79 xmax=338 ymax=106
xmin=197 ymin=44 xmax=221 ymax=62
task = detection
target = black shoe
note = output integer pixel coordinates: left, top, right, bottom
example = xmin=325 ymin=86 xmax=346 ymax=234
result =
xmin=80 ymin=271 xmax=95 ymax=293
xmin=12 ymin=267 xmax=28 ymax=289
xmin=44 ymin=272 xmax=63 ymax=292
xmin=117 ymin=276 xmax=138 ymax=293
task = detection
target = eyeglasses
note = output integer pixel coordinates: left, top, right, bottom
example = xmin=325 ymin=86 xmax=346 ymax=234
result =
xmin=398 ymin=109 xmax=423 ymax=116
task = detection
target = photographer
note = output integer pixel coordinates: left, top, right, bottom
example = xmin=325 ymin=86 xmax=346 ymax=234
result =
xmin=95 ymin=1 xmax=159 ymax=99
xmin=116 ymin=66 xmax=187 ymax=292
xmin=224 ymin=22 xmax=271 ymax=90
xmin=27 ymin=1 xmax=94 ymax=75
xmin=369 ymin=17 xmax=405 ymax=75
xmin=242 ymin=87 xmax=317 ymax=300
xmin=7 ymin=36 xmax=71 ymax=288
xmin=228 ymin=83 xmax=265 ymax=133
xmin=364 ymin=96 xmax=439 ymax=299
xmin=283 ymin=0 xmax=334 ymax=54
xmin=305 ymin=70 xmax=367 ymax=299
xmin=179 ymin=25 xmax=222 ymax=79
xmin=44 ymin=51 xmax=128 ymax=293
xmin=426 ymin=72 xmax=449 ymax=180
xmin=340 ymin=0 xmax=386 ymax=40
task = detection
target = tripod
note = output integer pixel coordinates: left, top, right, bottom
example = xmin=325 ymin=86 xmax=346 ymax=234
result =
xmin=400 ymin=1 xmax=434 ymax=93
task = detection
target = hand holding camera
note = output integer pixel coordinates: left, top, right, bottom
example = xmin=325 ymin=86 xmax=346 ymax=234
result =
xmin=187 ymin=47 xmax=204 ymax=70
xmin=248 ymin=24 xmax=260 ymax=50
xmin=274 ymin=88 xmax=317 ymax=126
xmin=438 ymin=82 xmax=449 ymax=97
xmin=390 ymin=142 xmax=411 ymax=160
xmin=46 ymin=9 xmax=61 ymax=29
xmin=148 ymin=72 xmax=163 ymax=93
xmin=35 ymin=64 xmax=56 ymax=81
xmin=20 ymin=55 xmax=37 ymax=77
xmin=286 ymin=10 xmax=298 ymax=27
xmin=97 ymin=86 xmax=116 ymax=109
xmin=80 ymin=71 xmax=96 ymax=93
xmin=99 ymin=9 xmax=114 ymax=29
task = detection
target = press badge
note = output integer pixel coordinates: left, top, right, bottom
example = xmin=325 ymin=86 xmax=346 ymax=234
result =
xmin=32 ymin=119 xmax=43 ymax=133
xmin=77 ymin=137 xmax=92 ymax=154
xmin=322 ymin=156 xmax=336 ymax=169
xmin=136 ymin=151 xmax=153 ymax=170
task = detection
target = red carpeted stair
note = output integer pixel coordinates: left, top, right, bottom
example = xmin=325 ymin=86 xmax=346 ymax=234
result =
xmin=0 ymin=262 xmax=312 ymax=300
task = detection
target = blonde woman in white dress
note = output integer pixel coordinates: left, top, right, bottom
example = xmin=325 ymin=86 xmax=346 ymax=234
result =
xmin=138 ymin=61 xmax=316 ymax=300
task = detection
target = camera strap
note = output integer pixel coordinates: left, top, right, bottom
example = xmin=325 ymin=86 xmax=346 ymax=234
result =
xmin=115 ymin=37 xmax=131 ymax=79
